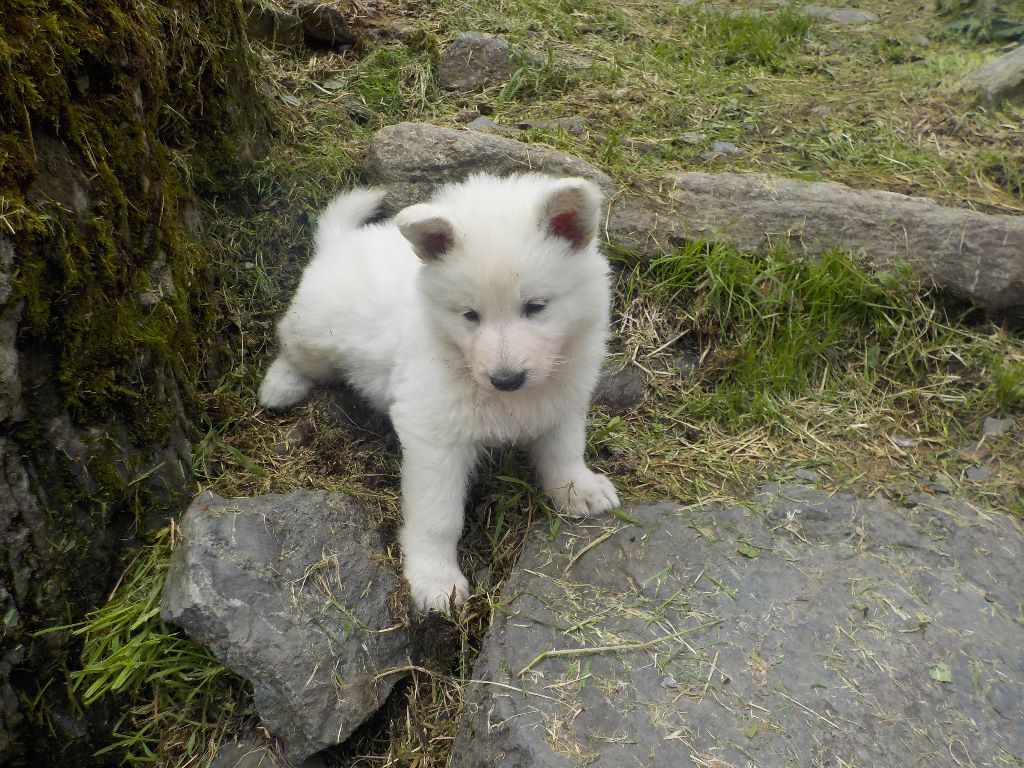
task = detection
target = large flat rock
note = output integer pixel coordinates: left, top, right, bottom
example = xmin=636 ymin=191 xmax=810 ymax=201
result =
xmin=161 ymin=491 xmax=410 ymax=763
xmin=453 ymin=485 xmax=1024 ymax=767
xmin=362 ymin=123 xmax=1024 ymax=312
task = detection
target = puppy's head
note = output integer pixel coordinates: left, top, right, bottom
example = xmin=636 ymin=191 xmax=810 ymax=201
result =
xmin=396 ymin=175 xmax=609 ymax=394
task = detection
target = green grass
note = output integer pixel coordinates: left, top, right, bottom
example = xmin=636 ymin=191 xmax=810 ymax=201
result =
xmin=698 ymin=6 xmax=813 ymax=68
xmin=640 ymin=243 xmax=924 ymax=418
xmin=60 ymin=529 xmax=245 ymax=766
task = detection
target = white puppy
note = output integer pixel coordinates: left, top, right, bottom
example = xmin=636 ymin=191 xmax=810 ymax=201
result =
xmin=259 ymin=173 xmax=619 ymax=612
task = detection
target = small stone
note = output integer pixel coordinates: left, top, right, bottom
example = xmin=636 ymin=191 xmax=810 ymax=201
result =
xmin=294 ymin=0 xmax=356 ymax=48
xmin=271 ymin=423 xmax=313 ymax=456
xmin=924 ymin=477 xmax=951 ymax=495
xmin=516 ymin=116 xmax=587 ymax=136
xmin=961 ymin=45 xmax=1024 ymax=105
xmin=659 ymin=674 xmax=678 ymax=688
xmin=966 ymin=465 xmax=993 ymax=482
xmin=802 ymin=6 xmax=878 ymax=25
xmin=982 ymin=417 xmax=1013 ymax=437
xmin=891 ymin=436 xmax=921 ymax=448
xmin=466 ymin=116 xmax=516 ymax=136
xmin=437 ymin=32 xmax=514 ymax=92
xmin=794 ymin=467 xmax=821 ymax=483
xmin=811 ymin=104 xmax=834 ymax=117
xmin=244 ymin=0 xmax=304 ymax=47
xmin=711 ymin=140 xmax=744 ymax=156
xmin=621 ymin=137 xmax=660 ymax=155
xmin=911 ymin=34 xmax=929 ymax=46
xmin=473 ymin=565 xmax=493 ymax=590
xmin=678 ymin=131 xmax=706 ymax=144
xmin=594 ymin=365 xmax=646 ymax=410
xmin=666 ymin=350 xmax=701 ymax=375
xmin=453 ymin=109 xmax=481 ymax=123
xmin=700 ymin=141 xmax=744 ymax=162
xmin=988 ymin=682 xmax=1020 ymax=720
xmin=211 ymin=732 xmax=325 ymax=768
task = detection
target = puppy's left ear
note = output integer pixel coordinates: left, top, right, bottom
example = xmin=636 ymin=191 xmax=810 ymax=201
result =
xmin=541 ymin=178 xmax=603 ymax=251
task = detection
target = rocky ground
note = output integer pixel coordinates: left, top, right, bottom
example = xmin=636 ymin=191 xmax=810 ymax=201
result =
xmin=62 ymin=0 xmax=1024 ymax=765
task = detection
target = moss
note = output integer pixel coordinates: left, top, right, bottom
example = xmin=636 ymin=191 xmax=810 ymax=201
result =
xmin=0 ymin=0 xmax=268 ymax=761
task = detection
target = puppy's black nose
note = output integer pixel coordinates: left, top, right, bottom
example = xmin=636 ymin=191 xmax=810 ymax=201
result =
xmin=489 ymin=370 xmax=526 ymax=391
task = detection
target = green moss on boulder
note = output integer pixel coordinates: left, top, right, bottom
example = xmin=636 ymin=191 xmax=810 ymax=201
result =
xmin=0 ymin=1 xmax=268 ymax=761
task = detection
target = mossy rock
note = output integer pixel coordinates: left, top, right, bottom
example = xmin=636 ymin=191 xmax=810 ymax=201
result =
xmin=0 ymin=0 xmax=268 ymax=761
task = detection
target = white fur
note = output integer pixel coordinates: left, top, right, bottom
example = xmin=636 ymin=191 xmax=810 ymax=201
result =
xmin=260 ymin=173 xmax=619 ymax=612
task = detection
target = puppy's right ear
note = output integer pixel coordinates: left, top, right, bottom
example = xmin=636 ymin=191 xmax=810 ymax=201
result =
xmin=395 ymin=204 xmax=455 ymax=262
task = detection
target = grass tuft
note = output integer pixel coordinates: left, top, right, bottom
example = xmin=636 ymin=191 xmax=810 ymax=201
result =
xmin=698 ymin=6 xmax=813 ymax=69
xmin=642 ymin=243 xmax=921 ymax=417
xmin=63 ymin=529 xmax=246 ymax=766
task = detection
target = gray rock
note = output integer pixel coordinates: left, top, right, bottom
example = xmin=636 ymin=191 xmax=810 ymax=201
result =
xmin=516 ymin=116 xmax=588 ymax=136
xmin=802 ymin=5 xmax=878 ymax=24
xmin=453 ymin=109 xmax=481 ymax=123
xmin=138 ymin=260 xmax=176 ymax=307
xmin=923 ymin=476 xmax=952 ymax=494
xmin=436 ymin=32 xmax=514 ymax=91
xmin=211 ymin=732 xmax=325 ymax=768
xmin=620 ymin=137 xmax=660 ymax=155
xmin=453 ymin=486 xmax=1024 ymax=766
xmin=793 ymin=466 xmax=821 ymax=482
xmin=700 ymin=140 xmax=744 ymax=161
xmin=0 ymin=234 xmax=13 ymax=305
xmin=0 ymin=237 xmax=22 ymax=424
xmin=961 ymin=45 xmax=1024 ymax=105
xmin=593 ymin=365 xmax=646 ymax=410
xmin=983 ymin=416 xmax=1014 ymax=436
xmin=243 ymin=1 xmax=304 ymax=47
xmin=294 ymin=0 xmax=355 ymax=48
xmin=465 ymin=115 xmax=517 ymax=137
xmin=161 ymin=490 xmax=410 ymax=763
xmin=362 ymin=124 xmax=1024 ymax=312
xmin=966 ymin=465 xmax=993 ymax=482
xmin=245 ymin=0 xmax=355 ymax=49
xmin=271 ymin=423 xmax=313 ymax=456
xmin=362 ymin=122 xmax=612 ymax=213
xmin=608 ymin=172 xmax=1024 ymax=312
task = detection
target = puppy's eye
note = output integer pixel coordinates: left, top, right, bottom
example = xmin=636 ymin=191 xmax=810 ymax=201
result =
xmin=462 ymin=309 xmax=480 ymax=322
xmin=523 ymin=300 xmax=548 ymax=317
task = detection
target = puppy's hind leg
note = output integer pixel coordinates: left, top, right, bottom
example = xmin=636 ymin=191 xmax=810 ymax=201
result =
xmin=259 ymin=356 xmax=314 ymax=409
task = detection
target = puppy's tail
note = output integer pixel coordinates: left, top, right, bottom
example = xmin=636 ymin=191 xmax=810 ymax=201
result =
xmin=315 ymin=187 xmax=387 ymax=247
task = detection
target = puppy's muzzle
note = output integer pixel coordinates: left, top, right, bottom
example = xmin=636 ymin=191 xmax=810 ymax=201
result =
xmin=489 ymin=369 xmax=527 ymax=391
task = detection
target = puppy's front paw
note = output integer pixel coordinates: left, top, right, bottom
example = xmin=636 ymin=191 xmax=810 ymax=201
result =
xmin=546 ymin=468 xmax=620 ymax=518
xmin=404 ymin=560 xmax=470 ymax=614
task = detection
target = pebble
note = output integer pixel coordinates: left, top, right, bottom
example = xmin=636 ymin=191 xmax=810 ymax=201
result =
xmin=700 ymin=141 xmax=744 ymax=162
xmin=966 ymin=466 xmax=993 ymax=482
xmin=594 ymin=365 xmax=646 ymax=411
xmin=802 ymin=6 xmax=878 ymax=25
xmin=983 ymin=417 xmax=1013 ymax=437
